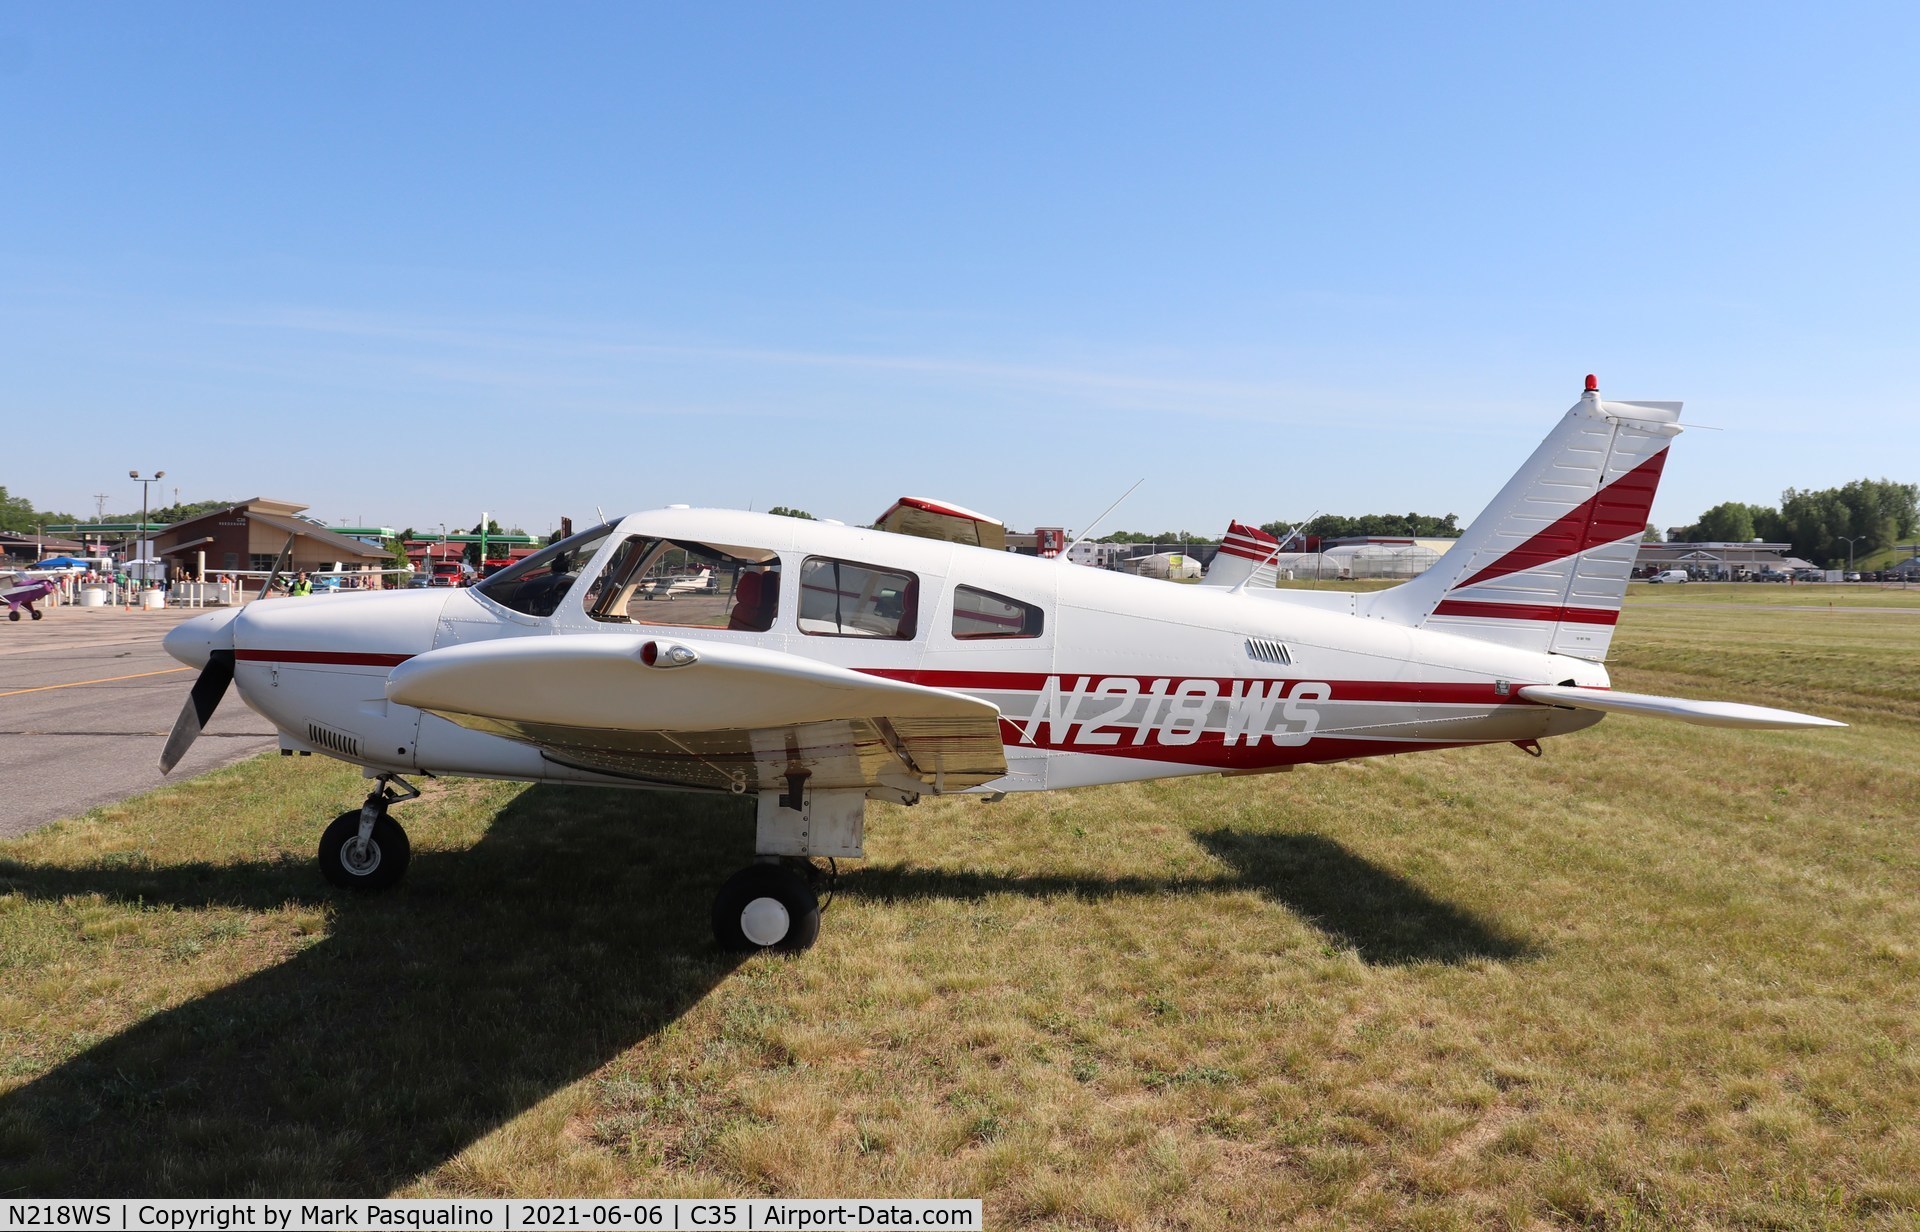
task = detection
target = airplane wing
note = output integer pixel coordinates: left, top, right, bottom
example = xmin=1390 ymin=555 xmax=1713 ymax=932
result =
xmin=387 ymin=634 xmax=1008 ymax=795
xmin=1518 ymin=685 xmax=1845 ymax=730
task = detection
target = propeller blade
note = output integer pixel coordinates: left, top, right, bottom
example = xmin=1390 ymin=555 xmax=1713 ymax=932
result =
xmin=258 ymin=532 xmax=296 ymax=600
xmin=159 ymin=649 xmax=236 ymax=774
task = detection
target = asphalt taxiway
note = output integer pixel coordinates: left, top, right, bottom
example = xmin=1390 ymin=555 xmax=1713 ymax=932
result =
xmin=0 ymin=604 xmax=276 ymax=838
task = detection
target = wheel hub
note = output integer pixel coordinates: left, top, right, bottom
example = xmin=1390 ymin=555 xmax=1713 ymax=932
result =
xmin=342 ymin=838 xmax=381 ymax=876
xmin=740 ymin=896 xmax=791 ymax=946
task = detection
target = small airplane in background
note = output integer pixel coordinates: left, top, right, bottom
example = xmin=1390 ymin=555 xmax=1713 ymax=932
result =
xmin=156 ymin=377 xmax=1843 ymax=953
xmin=633 ymin=566 xmax=713 ymax=600
xmin=219 ymin=565 xmax=418 ymax=596
xmin=1 ymin=572 xmax=57 ymax=621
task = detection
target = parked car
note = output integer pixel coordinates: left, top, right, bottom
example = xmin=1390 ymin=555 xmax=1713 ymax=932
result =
xmin=1647 ymin=569 xmax=1690 ymax=584
xmin=1754 ymin=568 xmax=1790 ymax=582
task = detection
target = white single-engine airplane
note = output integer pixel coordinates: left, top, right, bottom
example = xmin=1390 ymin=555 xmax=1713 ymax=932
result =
xmin=159 ymin=378 xmax=1843 ymax=951
xmin=633 ymin=566 xmax=713 ymax=600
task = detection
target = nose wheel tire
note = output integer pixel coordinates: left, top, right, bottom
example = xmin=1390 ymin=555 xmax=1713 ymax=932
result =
xmin=712 ymin=864 xmax=820 ymax=952
xmin=318 ymin=809 xmax=411 ymax=891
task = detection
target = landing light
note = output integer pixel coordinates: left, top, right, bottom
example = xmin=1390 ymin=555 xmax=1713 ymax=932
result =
xmin=639 ymin=640 xmax=698 ymax=668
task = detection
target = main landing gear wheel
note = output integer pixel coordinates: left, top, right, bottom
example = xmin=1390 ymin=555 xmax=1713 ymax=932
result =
xmin=6 ymin=610 xmax=17 ymax=621
xmin=29 ymin=608 xmax=42 ymax=620
xmin=712 ymin=863 xmax=821 ymax=953
xmin=318 ymin=808 xmax=411 ymax=891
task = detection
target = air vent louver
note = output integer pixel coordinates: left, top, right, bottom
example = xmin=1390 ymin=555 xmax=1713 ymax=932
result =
xmin=306 ymin=723 xmax=361 ymax=758
xmin=1244 ymin=638 xmax=1293 ymax=666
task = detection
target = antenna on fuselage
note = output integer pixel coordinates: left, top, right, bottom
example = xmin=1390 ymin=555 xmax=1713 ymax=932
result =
xmin=1229 ymin=512 xmax=1317 ymax=595
xmin=1059 ymin=478 xmax=1145 ymax=564
xmin=595 ymin=506 xmax=606 ymax=525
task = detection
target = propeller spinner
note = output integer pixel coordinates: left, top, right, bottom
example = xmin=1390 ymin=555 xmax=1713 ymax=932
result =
xmin=159 ymin=607 xmax=244 ymax=774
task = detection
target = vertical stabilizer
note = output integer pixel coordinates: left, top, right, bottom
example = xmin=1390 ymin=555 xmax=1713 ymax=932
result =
xmin=1201 ymin=521 xmax=1280 ymax=589
xmin=1362 ymin=378 xmax=1682 ymax=660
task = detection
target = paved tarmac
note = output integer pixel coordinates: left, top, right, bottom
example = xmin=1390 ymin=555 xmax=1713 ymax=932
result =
xmin=0 ymin=604 xmax=277 ymax=838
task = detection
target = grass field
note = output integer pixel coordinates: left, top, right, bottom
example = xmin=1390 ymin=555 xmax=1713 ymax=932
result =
xmin=2 ymin=592 xmax=1918 ymax=1227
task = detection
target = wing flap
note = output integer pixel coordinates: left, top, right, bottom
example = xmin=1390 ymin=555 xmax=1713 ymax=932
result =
xmin=1518 ymin=685 xmax=1845 ymax=730
xmin=387 ymin=634 xmax=1007 ymax=792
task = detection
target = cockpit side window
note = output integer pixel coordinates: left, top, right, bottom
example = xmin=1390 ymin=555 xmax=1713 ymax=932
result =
xmin=798 ymin=557 xmax=918 ymax=639
xmin=952 ymin=585 xmax=1044 ymax=639
xmin=585 ymin=536 xmax=781 ymax=629
xmin=474 ymin=522 xmax=617 ymax=617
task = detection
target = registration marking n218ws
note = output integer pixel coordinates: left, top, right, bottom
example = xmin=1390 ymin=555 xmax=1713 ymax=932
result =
xmin=1018 ymin=676 xmax=1330 ymax=748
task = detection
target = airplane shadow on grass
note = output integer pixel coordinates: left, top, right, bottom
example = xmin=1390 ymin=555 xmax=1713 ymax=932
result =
xmin=849 ymin=828 xmax=1536 ymax=968
xmin=0 ymin=789 xmax=1531 ymax=1196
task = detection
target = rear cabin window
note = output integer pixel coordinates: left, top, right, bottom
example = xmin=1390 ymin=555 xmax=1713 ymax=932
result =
xmin=798 ymin=557 xmax=918 ymax=639
xmin=951 ymin=585 xmax=1044 ymax=639
xmin=585 ymin=536 xmax=781 ymax=630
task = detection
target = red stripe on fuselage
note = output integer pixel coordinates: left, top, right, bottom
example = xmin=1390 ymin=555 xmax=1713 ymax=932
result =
xmin=235 ymin=649 xmax=415 ymax=667
xmin=992 ymin=720 xmax=1482 ymax=768
xmin=1459 ymin=448 xmax=1669 ymax=589
xmin=861 ymin=668 xmax=1537 ymax=707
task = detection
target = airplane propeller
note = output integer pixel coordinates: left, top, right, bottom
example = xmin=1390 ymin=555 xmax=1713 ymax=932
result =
xmin=159 ymin=648 xmax=235 ymax=774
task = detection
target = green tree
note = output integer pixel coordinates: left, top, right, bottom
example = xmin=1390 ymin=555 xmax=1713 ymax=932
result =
xmin=0 ymin=485 xmax=37 ymax=534
xmin=386 ymin=533 xmax=413 ymax=577
xmin=1675 ymin=481 xmax=1915 ymax=563
xmin=1775 ymin=479 xmax=1917 ymax=564
xmin=1683 ymin=502 xmax=1759 ymax=543
xmin=80 ymin=499 xmax=231 ymax=526
xmin=767 ymin=506 xmax=816 ymax=520
xmin=1256 ymin=512 xmax=1459 ymax=541
xmin=0 ymin=485 xmax=80 ymax=534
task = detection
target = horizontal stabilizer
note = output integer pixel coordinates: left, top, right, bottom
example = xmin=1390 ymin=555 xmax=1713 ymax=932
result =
xmin=1518 ymin=685 xmax=1846 ymax=730
xmin=1201 ymin=520 xmax=1279 ymax=589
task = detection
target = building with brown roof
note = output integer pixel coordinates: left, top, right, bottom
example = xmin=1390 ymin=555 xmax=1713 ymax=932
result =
xmin=152 ymin=499 xmax=390 ymax=580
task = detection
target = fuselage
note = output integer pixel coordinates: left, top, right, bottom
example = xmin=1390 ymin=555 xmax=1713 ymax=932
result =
xmin=167 ymin=508 xmax=1609 ymax=794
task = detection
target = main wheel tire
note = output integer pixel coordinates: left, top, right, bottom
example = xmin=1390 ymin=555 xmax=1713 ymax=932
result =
xmin=29 ymin=608 xmax=42 ymax=620
xmin=6 ymin=610 xmax=17 ymax=621
xmin=318 ymin=809 xmax=411 ymax=891
xmin=712 ymin=864 xmax=820 ymax=952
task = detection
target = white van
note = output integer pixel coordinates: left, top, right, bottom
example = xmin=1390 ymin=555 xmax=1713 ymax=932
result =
xmin=1648 ymin=569 xmax=1690 ymax=584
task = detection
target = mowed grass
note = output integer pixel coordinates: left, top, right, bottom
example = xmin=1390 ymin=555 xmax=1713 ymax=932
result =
xmin=2 ymin=595 xmax=1918 ymax=1227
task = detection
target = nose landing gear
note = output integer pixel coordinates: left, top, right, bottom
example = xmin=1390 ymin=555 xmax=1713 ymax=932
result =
xmin=318 ymin=773 xmax=419 ymax=891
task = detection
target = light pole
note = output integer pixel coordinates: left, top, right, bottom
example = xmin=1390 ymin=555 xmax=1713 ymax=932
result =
xmin=129 ymin=469 xmax=165 ymax=586
xmin=1838 ymin=536 xmax=1862 ymax=577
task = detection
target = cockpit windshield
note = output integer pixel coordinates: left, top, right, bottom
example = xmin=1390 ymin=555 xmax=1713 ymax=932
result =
xmin=474 ymin=521 xmax=617 ymax=617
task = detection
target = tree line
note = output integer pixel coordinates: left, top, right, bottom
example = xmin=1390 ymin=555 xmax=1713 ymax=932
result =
xmin=0 ymin=486 xmax=233 ymax=534
xmin=1671 ymin=479 xmax=1918 ymax=566
xmin=1097 ymin=513 xmax=1461 ymax=545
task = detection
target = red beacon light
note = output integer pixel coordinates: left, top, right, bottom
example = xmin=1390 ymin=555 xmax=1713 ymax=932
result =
xmin=1584 ymin=374 xmax=1599 ymax=392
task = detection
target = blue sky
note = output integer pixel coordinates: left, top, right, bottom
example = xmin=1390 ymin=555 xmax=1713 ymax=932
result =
xmin=3 ymin=4 xmax=1915 ymax=538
